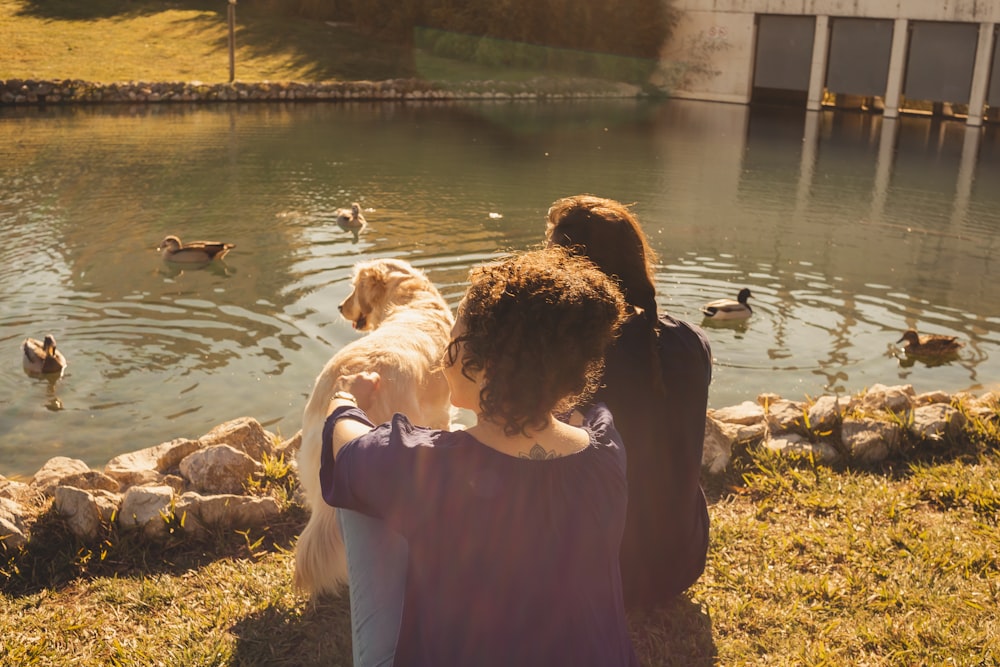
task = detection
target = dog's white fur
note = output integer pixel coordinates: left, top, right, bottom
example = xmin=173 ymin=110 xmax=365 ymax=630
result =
xmin=295 ymin=258 xmax=454 ymax=596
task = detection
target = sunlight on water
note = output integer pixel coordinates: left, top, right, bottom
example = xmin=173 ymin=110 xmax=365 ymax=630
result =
xmin=1 ymin=100 xmax=998 ymax=476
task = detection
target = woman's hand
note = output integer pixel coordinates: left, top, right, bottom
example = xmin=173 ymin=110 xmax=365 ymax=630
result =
xmin=333 ymin=371 xmax=381 ymax=413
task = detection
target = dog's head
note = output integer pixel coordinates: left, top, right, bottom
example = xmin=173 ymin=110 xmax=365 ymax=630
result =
xmin=339 ymin=258 xmax=431 ymax=331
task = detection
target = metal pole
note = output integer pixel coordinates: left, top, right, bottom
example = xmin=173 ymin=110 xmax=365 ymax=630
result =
xmin=228 ymin=0 xmax=236 ymax=83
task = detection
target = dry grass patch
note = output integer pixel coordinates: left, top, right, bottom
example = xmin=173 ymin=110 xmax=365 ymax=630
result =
xmin=3 ymin=444 xmax=998 ymax=665
xmin=0 ymin=0 xmax=416 ymax=82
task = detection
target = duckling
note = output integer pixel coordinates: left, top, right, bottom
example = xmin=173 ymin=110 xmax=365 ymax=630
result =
xmin=335 ymin=202 xmax=367 ymax=231
xmin=23 ymin=334 xmax=67 ymax=376
xmin=701 ymin=287 xmax=753 ymax=320
xmin=896 ymin=329 xmax=963 ymax=356
xmin=157 ymin=235 xmax=235 ymax=263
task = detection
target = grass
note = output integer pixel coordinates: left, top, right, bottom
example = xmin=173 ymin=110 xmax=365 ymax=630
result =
xmin=0 ymin=0 xmax=606 ymax=86
xmin=0 ymin=0 xmax=417 ymax=83
xmin=3 ymin=410 xmax=999 ymax=665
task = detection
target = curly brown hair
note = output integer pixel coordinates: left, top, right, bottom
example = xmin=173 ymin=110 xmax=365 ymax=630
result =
xmin=446 ymin=247 xmax=626 ymax=437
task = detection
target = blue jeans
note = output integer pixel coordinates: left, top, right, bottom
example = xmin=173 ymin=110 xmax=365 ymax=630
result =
xmin=337 ymin=509 xmax=408 ymax=667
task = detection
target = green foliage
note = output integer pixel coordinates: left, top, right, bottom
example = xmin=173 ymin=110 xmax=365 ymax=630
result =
xmin=359 ymin=0 xmax=674 ymax=62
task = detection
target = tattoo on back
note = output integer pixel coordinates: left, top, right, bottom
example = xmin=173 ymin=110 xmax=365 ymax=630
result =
xmin=520 ymin=444 xmax=558 ymax=460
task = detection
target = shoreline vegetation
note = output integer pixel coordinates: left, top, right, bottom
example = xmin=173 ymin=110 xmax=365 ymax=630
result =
xmin=2 ymin=385 xmax=998 ymax=665
xmin=4 ymin=1 xmax=999 ymax=663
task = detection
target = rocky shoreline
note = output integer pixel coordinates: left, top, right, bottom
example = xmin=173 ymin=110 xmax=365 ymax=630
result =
xmin=0 ymin=77 xmax=647 ymax=106
xmin=0 ymin=384 xmax=996 ymax=553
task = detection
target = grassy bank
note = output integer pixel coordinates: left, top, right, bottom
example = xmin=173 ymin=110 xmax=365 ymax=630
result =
xmin=1 ymin=0 xmax=417 ymax=83
xmin=0 ymin=0 xmax=568 ymax=85
xmin=3 ymin=438 xmax=999 ymax=665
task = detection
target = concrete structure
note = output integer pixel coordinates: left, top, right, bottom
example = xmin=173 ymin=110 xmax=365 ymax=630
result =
xmin=661 ymin=0 xmax=999 ymax=125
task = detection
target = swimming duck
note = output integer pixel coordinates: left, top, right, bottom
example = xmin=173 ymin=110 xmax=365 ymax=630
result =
xmin=701 ymin=288 xmax=753 ymax=320
xmin=23 ymin=334 xmax=67 ymax=376
xmin=335 ymin=202 xmax=367 ymax=231
xmin=896 ymin=329 xmax=963 ymax=356
xmin=157 ymin=235 xmax=235 ymax=263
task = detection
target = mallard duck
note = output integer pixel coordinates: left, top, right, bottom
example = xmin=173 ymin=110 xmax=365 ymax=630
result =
xmin=23 ymin=334 xmax=67 ymax=376
xmin=157 ymin=235 xmax=235 ymax=263
xmin=896 ymin=329 xmax=963 ymax=356
xmin=335 ymin=202 xmax=367 ymax=231
xmin=701 ymin=287 xmax=753 ymax=320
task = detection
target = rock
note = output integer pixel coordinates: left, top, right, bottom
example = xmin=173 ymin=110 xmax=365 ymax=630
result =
xmin=912 ymin=404 xmax=966 ymax=441
xmin=180 ymin=444 xmax=260 ymax=495
xmin=0 ymin=496 xmax=28 ymax=550
xmin=277 ymin=430 xmax=302 ymax=457
xmin=710 ymin=401 xmax=765 ymax=425
xmin=765 ymin=399 xmax=807 ymax=434
xmin=762 ymin=433 xmax=840 ymax=463
xmin=54 ymin=486 xmax=120 ymax=540
xmin=58 ymin=470 xmax=121 ymax=494
xmin=737 ymin=422 xmax=767 ymax=443
xmin=30 ymin=457 xmax=92 ymax=496
xmin=199 ymin=417 xmax=275 ymax=462
xmin=860 ymin=383 xmax=914 ymax=415
xmin=756 ymin=392 xmax=782 ymax=407
xmin=118 ymin=485 xmax=175 ymax=539
xmin=105 ymin=438 xmax=202 ymax=488
xmin=174 ymin=492 xmax=281 ymax=536
xmin=703 ymin=416 xmax=736 ymax=474
xmin=807 ymin=395 xmax=853 ymax=432
xmin=914 ymin=390 xmax=951 ymax=406
xmin=841 ymin=417 xmax=902 ymax=464
xmin=0 ymin=476 xmax=33 ymax=502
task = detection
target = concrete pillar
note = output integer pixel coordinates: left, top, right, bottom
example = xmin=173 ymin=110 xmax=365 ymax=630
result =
xmin=795 ymin=110 xmax=821 ymax=221
xmin=870 ymin=116 xmax=898 ymax=222
xmin=952 ymin=125 xmax=982 ymax=225
xmin=966 ymin=22 xmax=997 ymax=127
xmin=883 ymin=18 xmax=909 ymax=119
xmin=807 ymin=16 xmax=830 ymax=111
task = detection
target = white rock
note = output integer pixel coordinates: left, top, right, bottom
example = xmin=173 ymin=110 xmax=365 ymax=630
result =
xmin=199 ymin=417 xmax=275 ymax=462
xmin=30 ymin=456 xmax=91 ymax=496
xmin=175 ymin=492 xmax=280 ymax=536
xmin=763 ymin=433 xmax=840 ymax=463
xmin=710 ymin=401 xmax=765 ymax=425
xmin=841 ymin=418 xmax=902 ymax=464
xmin=105 ymin=438 xmax=202 ymax=488
xmin=861 ymin=383 xmax=914 ymax=415
xmin=912 ymin=404 xmax=966 ymax=441
xmin=179 ymin=444 xmax=260 ymax=495
xmin=119 ymin=485 xmax=175 ymax=539
xmin=702 ymin=416 xmax=735 ymax=474
xmin=54 ymin=486 xmax=120 ymax=540
xmin=0 ymin=496 xmax=28 ymax=549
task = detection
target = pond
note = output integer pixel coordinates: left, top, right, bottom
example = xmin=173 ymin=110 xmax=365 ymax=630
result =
xmin=1 ymin=98 xmax=998 ymax=477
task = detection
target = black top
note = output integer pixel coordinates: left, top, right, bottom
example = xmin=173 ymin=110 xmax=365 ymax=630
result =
xmin=593 ymin=311 xmax=713 ymax=608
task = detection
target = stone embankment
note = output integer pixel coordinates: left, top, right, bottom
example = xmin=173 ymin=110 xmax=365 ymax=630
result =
xmin=0 ymin=385 xmax=997 ymax=551
xmin=0 ymin=78 xmax=646 ymax=106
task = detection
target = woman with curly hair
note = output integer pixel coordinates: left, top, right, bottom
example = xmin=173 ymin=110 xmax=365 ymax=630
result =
xmin=320 ymin=247 xmax=638 ymax=667
xmin=545 ymin=194 xmax=713 ymax=609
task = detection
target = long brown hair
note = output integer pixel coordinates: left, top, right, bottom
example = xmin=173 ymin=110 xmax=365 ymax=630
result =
xmin=545 ymin=194 xmax=659 ymax=317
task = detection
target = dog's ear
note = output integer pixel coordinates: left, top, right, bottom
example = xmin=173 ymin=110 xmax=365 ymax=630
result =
xmin=361 ymin=262 xmax=390 ymax=292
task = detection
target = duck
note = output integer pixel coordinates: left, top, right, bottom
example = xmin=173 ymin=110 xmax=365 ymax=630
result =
xmin=157 ymin=235 xmax=235 ymax=263
xmin=896 ymin=329 xmax=963 ymax=356
xmin=23 ymin=334 xmax=67 ymax=376
xmin=335 ymin=202 xmax=367 ymax=231
xmin=701 ymin=287 xmax=753 ymax=320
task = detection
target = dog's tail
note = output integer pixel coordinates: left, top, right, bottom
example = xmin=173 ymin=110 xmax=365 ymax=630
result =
xmin=294 ymin=504 xmax=348 ymax=596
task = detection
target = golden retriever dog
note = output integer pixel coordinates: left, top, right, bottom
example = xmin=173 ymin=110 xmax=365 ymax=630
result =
xmin=295 ymin=258 xmax=454 ymax=596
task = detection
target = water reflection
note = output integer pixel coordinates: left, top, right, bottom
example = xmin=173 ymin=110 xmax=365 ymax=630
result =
xmin=1 ymin=100 xmax=998 ymax=476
